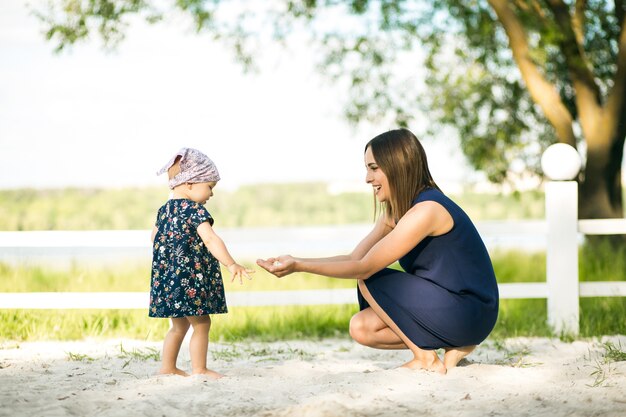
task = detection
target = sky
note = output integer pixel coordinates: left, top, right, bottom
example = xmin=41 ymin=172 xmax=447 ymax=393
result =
xmin=0 ymin=2 xmax=474 ymax=192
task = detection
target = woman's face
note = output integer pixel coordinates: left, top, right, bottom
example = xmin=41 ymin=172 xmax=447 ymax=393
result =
xmin=364 ymin=146 xmax=390 ymax=203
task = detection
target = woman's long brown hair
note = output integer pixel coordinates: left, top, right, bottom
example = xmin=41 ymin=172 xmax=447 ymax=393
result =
xmin=365 ymin=128 xmax=440 ymax=222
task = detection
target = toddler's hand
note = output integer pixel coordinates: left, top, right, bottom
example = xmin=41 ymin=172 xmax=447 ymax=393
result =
xmin=227 ymin=263 xmax=255 ymax=285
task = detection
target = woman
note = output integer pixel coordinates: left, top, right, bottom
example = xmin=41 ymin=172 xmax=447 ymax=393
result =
xmin=257 ymin=128 xmax=499 ymax=373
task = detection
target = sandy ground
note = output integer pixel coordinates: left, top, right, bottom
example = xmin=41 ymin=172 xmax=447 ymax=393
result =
xmin=1 ymin=336 xmax=625 ymax=417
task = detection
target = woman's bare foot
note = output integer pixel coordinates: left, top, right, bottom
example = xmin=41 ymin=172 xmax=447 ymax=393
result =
xmin=158 ymin=367 xmax=189 ymax=377
xmin=400 ymin=353 xmax=447 ymax=374
xmin=192 ymin=368 xmax=224 ymax=379
xmin=443 ymin=345 xmax=476 ymax=369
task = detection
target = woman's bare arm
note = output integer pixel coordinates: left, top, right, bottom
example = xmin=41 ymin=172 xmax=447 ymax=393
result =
xmin=259 ymin=201 xmax=452 ymax=280
xmin=290 ymin=216 xmax=394 ymax=263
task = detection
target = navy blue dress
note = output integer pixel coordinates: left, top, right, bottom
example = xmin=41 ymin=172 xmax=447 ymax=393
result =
xmin=358 ymin=188 xmax=498 ymax=349
xmin=149 ymin=198 xmax=228 ymax=318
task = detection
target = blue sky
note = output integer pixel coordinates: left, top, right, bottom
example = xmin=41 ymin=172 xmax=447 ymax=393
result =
xmin=0 ymin=2 xmax=472 ymax=192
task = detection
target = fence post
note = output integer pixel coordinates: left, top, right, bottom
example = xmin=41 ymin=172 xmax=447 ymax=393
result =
xmin=541 ymin=143 xmax=582 ymax=336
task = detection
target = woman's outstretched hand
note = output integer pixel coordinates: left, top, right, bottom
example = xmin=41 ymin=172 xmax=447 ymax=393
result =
xmin=256 ymin=255 xmax=295 ymax=278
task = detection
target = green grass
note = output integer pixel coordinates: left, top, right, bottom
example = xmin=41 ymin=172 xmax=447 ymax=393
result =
xmin=579 ymin=239 xmax=626 ymax=282
xmin=0 ymin=262 xmax=150 ymax=292
xmin=0 ymin=305 xmax=357 ymax=343
xmin=490 ymin=249 xmax=546 ymax=283
xmin=0 ymin=245 xmax=624 ymax=342
xmin=490 ymin=299 xmax=551 ymax=338
xmin=1 ymin=185 xmax=623 ymax=343
xmin=66 ymin=351 xmax=95 ymax=362
xmin=211 ymin=304 xmax=357 ymax=341
xmin=0 ymin=262 xmax=355 ymax=293
xmin=0 ymin=263 xmax=359 ymax=342
xmin=585 ymin=341 xmax=626 ymax=387
xmin=601 ymin=341 xmax=626 ymax=362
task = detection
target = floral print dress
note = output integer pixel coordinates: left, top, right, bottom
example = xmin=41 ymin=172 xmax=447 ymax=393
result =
xmin=149 ymin=199 xmax=227 ymax=318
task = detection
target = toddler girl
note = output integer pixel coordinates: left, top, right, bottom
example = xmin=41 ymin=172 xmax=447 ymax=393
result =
xmin=149 ymin=147 xmax=253 ymax=378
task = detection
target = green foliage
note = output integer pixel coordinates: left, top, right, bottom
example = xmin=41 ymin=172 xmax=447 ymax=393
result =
xmin=207 ymin=183 xmax=374 ymax=227
xmin=0 ymin=185 xmax=549 ymax=231
xmin=0 ymin=187 xmax=166 ymax=230
xmin=34 ymin=0 xmax=160 ymax=53
xmin=32 ymin=1 xmax=626 ymax=219
xmin=0 ymin=184 xmax=373 ymax=230
xmin=452 ymin=189 xmax=545 ymax=222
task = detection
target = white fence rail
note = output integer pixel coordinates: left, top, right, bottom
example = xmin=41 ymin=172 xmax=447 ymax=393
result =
xmin=0 ymin=289 xmax=358 ymax=309
xmin=0 ymin=221 xmax=549 ymax=267
xmin=0 ymin=181 xmax=625 ymax=336
xmin=0 ymin=283 xmax=565 ymax=311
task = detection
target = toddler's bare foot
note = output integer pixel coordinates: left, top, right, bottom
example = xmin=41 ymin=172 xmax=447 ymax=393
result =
xmin=192 ymin=368 xmax=224 ymax=379
xmin=443 ymin=345 xmax=476 ymax=369
xmin=158 ymin=367 xmax=189 ymax=377
xmin=400 ymin=355 xmax=446 ymax=374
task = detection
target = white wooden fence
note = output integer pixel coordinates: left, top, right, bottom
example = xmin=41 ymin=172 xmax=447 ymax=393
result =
xmin=0 ymin=198 xmax=624 ymax=335
xmin=544 ymin=181 xmax=626 ymax=335
xmin=1 ymin=144 xmax=625 ymax=336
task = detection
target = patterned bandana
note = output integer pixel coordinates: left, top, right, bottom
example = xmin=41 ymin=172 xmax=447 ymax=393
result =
xmin=157 ymin=147 xmax=220 ymax=189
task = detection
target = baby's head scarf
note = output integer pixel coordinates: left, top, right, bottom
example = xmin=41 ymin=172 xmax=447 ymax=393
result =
xmin=157 ymin=147 xmax=220 ymax=189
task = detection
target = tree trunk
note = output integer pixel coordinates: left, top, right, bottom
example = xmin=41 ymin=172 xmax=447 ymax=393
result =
xmin=578 ymin=138 xmax=625 ymax=219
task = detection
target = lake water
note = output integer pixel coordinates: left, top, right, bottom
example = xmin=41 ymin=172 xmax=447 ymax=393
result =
xmin=0 ymin=220 xmax=572 ymax=268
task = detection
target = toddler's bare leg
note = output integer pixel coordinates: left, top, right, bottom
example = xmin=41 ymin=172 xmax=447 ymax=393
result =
xmin=159 ymin=317 xmax=190 ymax=376
xmin=187 ymin=315 xmax=223 ymax=379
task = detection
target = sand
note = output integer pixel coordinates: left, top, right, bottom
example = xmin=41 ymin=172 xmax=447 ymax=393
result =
xmin=1 ymin=336 xmax=625 ymax=417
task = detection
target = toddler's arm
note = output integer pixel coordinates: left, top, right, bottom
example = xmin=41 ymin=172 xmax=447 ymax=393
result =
xmin=197 ymin=222 xmax=254 ymax=284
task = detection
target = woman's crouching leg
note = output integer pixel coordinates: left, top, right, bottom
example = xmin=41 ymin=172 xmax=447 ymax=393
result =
xmin=349 ymin=307 xmax=407 ymax=349
xmin=443 ymin=345 xmax=476 ymax=368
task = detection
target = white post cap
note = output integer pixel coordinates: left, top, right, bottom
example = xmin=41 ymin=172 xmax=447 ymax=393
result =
xmin=541 ymin=143 xmax=582 ymax=180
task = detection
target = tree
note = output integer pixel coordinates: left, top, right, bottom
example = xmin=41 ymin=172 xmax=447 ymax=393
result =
xmin=36 ymin=0 xmax=626 ymax=219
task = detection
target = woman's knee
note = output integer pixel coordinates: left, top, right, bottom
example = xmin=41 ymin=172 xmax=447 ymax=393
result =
xmin=349 ymin=313 xmax=371 ymax=346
